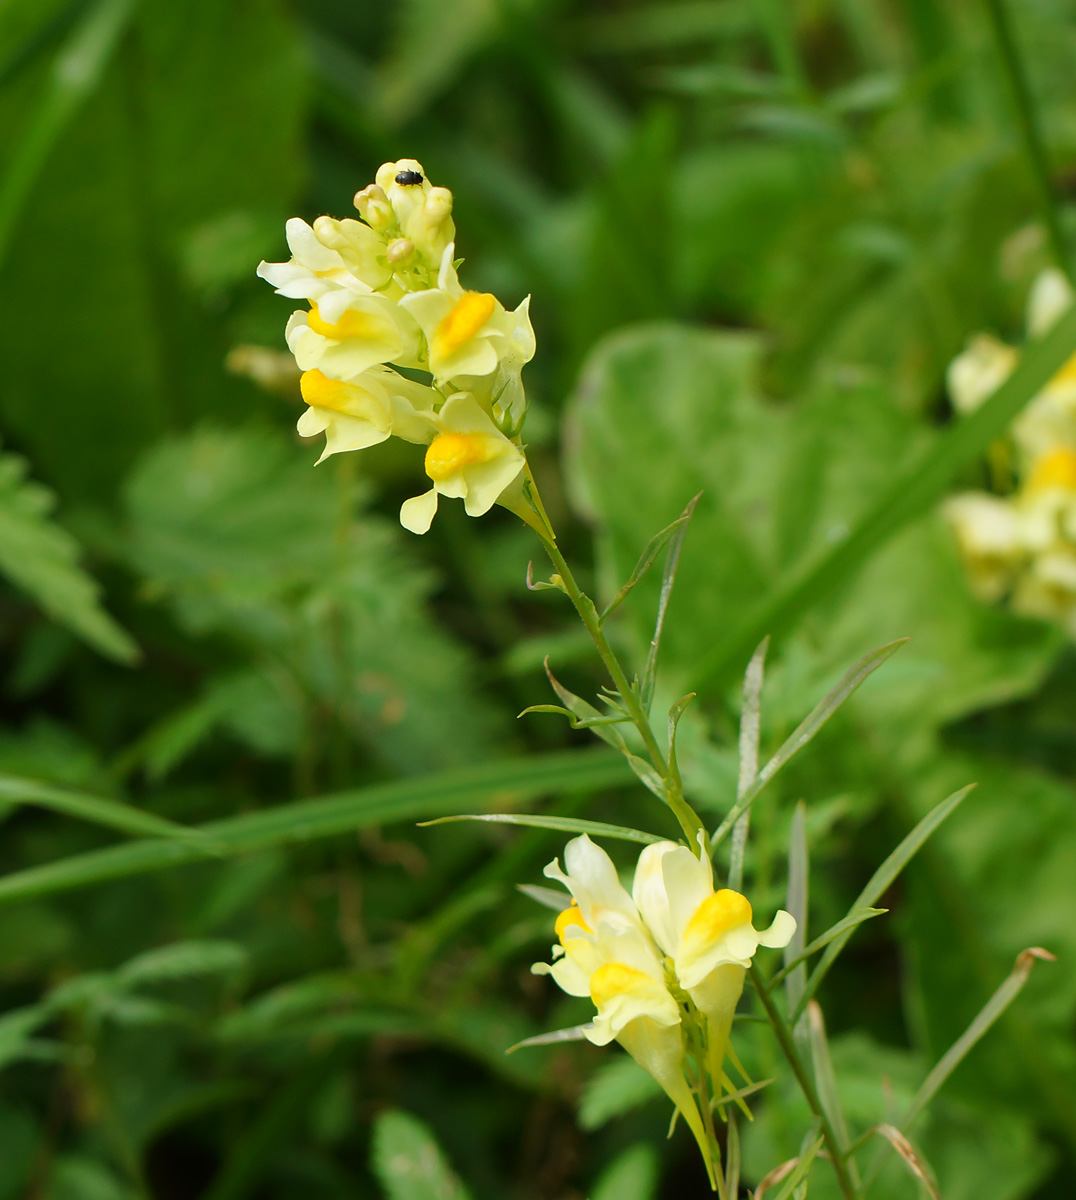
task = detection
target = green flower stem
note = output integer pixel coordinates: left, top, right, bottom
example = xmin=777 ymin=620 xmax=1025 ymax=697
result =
xmin=749 ymin=965 xmax=859 ymax=1200
xmin=536 ymin=532 xmax=708 ymax=851
xmin=982 ymin=0 xmax=1073 ymax=282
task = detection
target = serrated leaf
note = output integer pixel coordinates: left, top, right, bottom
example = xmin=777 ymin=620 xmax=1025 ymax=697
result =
xmin=0 ymin=450 xmax=136 ymax=662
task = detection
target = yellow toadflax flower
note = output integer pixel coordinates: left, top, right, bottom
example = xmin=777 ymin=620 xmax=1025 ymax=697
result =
xmin=399 ymin=394 xmax=525 ymax=534
xmin=633 ymin=841 xmax=795 ymax=1098
xmin=942 ymin=492 xmax=1026 ymax=602
xmin=401 ymin=244 xmax=533 ymax=383
xmin=257 ymin=215 xmax=392 ymax=301
xmin=532 ymin=836 xmax=716 ymax=1186
xmin=285 ymin=292 xmax=422 ymax=380
xmin=296 ymin=366 xmax=437 ymax=462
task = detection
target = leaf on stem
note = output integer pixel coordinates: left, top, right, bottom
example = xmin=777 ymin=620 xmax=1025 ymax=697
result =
xmin=767 ymin=908 xmax=887 ymax=986
xmin=516 ymin=884 xmax=572 ymax=911
xmin=793 ymin=783 xmax=975 ymax=1023
xmin=755 ymin=1135 xmax=825 ymax=1200
xmin=666 ymin=691 xmax=696 ymax=794
xmin=507 ymin=1024 xmax=594 ymax=1054
xmin=807 ymin=1002 xmax=853 ymax=1160
xmin=525 ymin=561 xmax=564 ymax=592
xmin=900 ymin=946 xmax=1055 ymax=1131
xmin=599 ymin=502 xmax=697 ymax=625
xmin=870 ymin=1125 xmax=941 ymax=1200
xmin=419 ymin=813 xmax=662 ymax=845
xmin=711 ymin=639 xmax=907 ymax=850
xmin=541 ymin=659 xmax=629 ymax=751
xmin=728 ymin=637 xmax=768 ymax=892
xmin=785 ymin=801 xmax=809 ymax=1022
xmin=640 ymin=494 xmax=700 ymax=711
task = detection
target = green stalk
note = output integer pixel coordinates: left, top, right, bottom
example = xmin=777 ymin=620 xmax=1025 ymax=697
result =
xmin=982 ymin=0 xmax=1072 ymax=281
xmin=538 ymin=533 xmax=707 ymax=851
xmin=750 ymin=966 xmax=859 ymax=1200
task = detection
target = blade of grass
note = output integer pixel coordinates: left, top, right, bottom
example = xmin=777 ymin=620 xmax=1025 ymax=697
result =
xmin=0 ymin=749 xmax=633 ymax=908
xmin=711 ymin=640 xmax=906 ymax=851
xmin=690 ymin=301 xmax=1076 ymax=694
xmin=869 ymin=1125 xmax=941 ymax=1200
xmin=728 ymin=637 xmax=767 ymax=892
xmin=792 ymin=784 xmax=975 ymax=1024
xmin=421 ymin=814 xmax=662 ymax=846
xmin=982 ymin=0 xmax=1072 ymax=281
xmin=0 ymin=0 xmax=136 ymax=271
xmin=0 ymin=775 xmax=211 ymax=844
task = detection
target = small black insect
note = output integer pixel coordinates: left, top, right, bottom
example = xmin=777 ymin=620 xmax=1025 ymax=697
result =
xmin=395 ymin=169 xmax=424 ymax=186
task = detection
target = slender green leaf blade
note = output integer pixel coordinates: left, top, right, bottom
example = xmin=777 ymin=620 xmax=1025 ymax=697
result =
xmin=729 ymin=636 xmax=767 ymax=892
xmin=712 ymin=640 xmax=906 ymax=849
xmin=768 ymin=908 xmax=887 ymax=986
xmin=421 ymin=814 xmax=662 ymax=845
xmin=0 ymin=750 xmax=633 ymax=908
xmin=370 ymin=1109 xmax=472 ymax=1200
xmin=793 ymin=783 xmax=975 ymax=1023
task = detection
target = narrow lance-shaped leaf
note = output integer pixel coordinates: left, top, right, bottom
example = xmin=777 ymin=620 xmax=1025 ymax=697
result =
xmin=641 ymin=494 xmax=699 ymax=711
xmin=691 ymin=300 xmax=1076 ymax=694
xmin=807 ymin=1002 xmax=854 ymax=1170
xmin=755 ymin=1135 xmax=825 ymax=1200
xmin=792 ymin=783 xmax=975 ymax=1024
xmin=785 ymin=801 xmax=809 ymax=1038
xmin=728 ymin=637 xmax=767 ymax=892
xmin=869 ymin=1125 xmax=941 ymax=1200
xmin=599 ymin=501 xmax=697 ymax=624
xmin=767 ymin=908 xmax=886 ymax=987
xmin=712 ymin=640 xmax=907 ymax=851
xmin=420 ymin=813 xmax=662 ymax=846
xmin=901 ymin=946 xmax=1055 ymax=1131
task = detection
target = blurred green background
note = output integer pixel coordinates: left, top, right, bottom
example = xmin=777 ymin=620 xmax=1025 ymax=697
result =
xmin=1 ymin=0 xmax=1076 ymax=1196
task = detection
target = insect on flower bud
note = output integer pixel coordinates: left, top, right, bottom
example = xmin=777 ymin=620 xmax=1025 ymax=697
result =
xmin=354 ymin=184 xmax=394 ymax=231
xmin=386 ymin=238 xmax=415 ymax=264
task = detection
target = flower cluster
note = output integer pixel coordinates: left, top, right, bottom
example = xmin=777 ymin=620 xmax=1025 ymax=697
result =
xmin=258 ymin=160 xmax=537 ymax=534
xmin=945 ymin=269 xmax=1076 ymax=633
xmin=533 ymin=835 xmax=794 ymax=1181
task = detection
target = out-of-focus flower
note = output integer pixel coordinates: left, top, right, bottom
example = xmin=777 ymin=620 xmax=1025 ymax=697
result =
xmin=296 ymin=367 xmax=437 ymax=462
xmin=399 ymin=394 xmax=524 ymax=534
xmin=225 ymin=345 xmax=300 ymax=394
xmin=943 ymin=493 xmax=1026 ymax=602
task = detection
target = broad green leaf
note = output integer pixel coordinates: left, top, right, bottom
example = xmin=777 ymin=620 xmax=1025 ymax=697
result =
xmin=591 ymin=1144 xmax=660 ymax=1200
xmin=0 ymin=0 xmax=135 ymax=268
xmin=125 ymin=427 xmax=503 ymax=772
xmin=0 ymin=749 xmax=633 ymax=907
xmin=370 ymin=1109 xmax=472 ymax=1200
xmin=578 ymin=1056 xmax=663 ymax=1131
xmin=0 ymin=451 xmax=136 ymax=662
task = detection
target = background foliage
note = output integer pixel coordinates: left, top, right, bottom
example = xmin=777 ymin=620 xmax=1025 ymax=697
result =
xmin=0 ymin=0 xmax=1075 ymax=1196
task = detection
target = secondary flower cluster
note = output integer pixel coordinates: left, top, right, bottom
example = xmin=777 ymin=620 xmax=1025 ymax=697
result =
xmin=257 ymin=159 xmax=536 ymax=534
xmin=945 ymin=269 xmax=1076 ymax=634
xmin=534 ymin=835 xmax=794 ymax=1181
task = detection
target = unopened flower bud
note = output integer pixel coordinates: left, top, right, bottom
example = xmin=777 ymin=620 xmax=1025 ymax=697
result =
xmin=386 ymin=238 xmax=414 ymax=264
xmin=354 ymin=184 xmax=393 ymax=231
xmin=405 ymin=186 xmax=456 ymax=264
